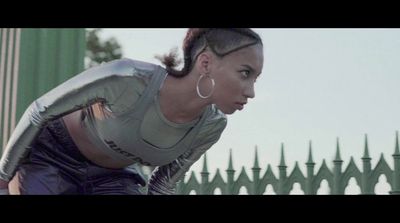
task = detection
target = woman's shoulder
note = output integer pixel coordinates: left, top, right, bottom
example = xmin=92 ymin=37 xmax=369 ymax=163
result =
xmin=93 ymin=58 xmax=166 ymax=90
xmin=110 ymin=58 xmax=159 ymax=70
xmin=207 ymin=105 xmax=227 ymax=123
xmin=202 ymin=105 xmax=228 ymax=133
xmin=89 ymin=58 xmax=165 ymax=113
xmin=102 ymin=58 xmax=162 ymax=78
xmin=192 ymin=105 xmax=227 ymax=147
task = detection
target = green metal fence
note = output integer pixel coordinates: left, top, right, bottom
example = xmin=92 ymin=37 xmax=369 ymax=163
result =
xmin=176 ymin=133 xmax=400 ymax=195
xmin=0 ymin=28 xmax=85 ymax=151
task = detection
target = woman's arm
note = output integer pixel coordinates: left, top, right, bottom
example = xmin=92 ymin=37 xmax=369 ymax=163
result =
xmin=147 ymin=140 xmax=219 ymax=195
xmin=0 ymin=59 xmax=144 ymax=183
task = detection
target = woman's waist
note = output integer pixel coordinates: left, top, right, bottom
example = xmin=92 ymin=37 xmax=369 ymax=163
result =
xmin=73 ymin=135 xmax=134 ymax=169
xmin=62 ymin=110 xmax=135 ymax=169
xmin=64 ymin=107 xmax=193 ymax=167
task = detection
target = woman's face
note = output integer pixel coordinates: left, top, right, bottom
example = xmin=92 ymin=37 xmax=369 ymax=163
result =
xmin=211 ymin=44 xmax=264 ymax=114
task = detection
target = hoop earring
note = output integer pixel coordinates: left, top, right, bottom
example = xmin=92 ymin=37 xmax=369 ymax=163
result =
xmin=196 ymin=73 xmax=215 ymax=99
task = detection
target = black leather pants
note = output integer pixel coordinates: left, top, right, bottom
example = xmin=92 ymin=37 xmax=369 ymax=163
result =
xmin=13 ymin=118 xmax=146 ymax=195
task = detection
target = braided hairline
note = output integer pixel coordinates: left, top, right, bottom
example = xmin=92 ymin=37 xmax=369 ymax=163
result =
xmin=170 ymin=28 xmax=262 ymax=77
xmin=205 ymin=28 xmax=262 ymax=56
xmin=185 ymin=28 xmax=261 ymax=58
xmin=179 ymin=29 xmax=211 ymax=75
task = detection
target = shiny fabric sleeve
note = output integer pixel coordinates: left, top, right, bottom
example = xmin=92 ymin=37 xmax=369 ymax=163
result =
xmin=0 ymin=59 xmax=146 ymax=181
xmin=147 ymin=112 xmax=227 ymax=195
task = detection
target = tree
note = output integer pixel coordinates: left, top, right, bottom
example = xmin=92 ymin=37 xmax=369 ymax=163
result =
xmin=85 ymin=29 xmax=123 ymax=68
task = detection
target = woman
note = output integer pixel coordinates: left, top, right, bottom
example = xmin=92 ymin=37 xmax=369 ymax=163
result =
xmin=0 ymin=28 xmax=264 ymax=195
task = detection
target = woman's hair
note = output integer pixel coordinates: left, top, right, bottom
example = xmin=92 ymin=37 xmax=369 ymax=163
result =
xmin=156 ymin=28 xmax=263 ymax=78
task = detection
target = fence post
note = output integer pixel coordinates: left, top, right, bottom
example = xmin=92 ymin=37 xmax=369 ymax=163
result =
xmin=226 ymin=149 xmax=235 ymax=195
xmin=333 ymin=138 xmax=344 ymax=194
xmin=175 ymin=175 xmax=185 ymax=195
xmin=306 ymin=141 xmax=315 ymax=195
xmin=362 ymin=134 xmax=373 ymax=194
xmin=184 ymin=134 xmax=397 ymax=195
xmin=200 ymin=153 xmax=209 ymax=195
xmin=278 ymin=144 xmax=288 ymax=194
xmin=252 ymin=146 xmax=261 ymax=195
xmin=390 ymin=131 xmax=400 ymax=194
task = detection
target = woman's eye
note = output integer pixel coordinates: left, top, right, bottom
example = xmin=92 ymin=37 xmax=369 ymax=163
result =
xmin=241 ymin=70 xmax=250 ymax=78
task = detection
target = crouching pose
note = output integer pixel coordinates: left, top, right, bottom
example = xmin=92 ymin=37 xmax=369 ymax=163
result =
xmin=0 ymin=28 xmax=264 ymax=195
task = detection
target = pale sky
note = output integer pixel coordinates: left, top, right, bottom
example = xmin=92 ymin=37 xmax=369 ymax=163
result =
xmin=99 ymin=28 xmax=400 ymax=194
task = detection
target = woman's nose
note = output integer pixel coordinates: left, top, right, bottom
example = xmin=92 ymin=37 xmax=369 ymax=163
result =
xmin=244 ymin=84 xmax=255 ymax=99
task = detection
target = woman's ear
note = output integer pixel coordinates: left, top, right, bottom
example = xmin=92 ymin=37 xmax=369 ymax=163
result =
xmin=197 ymin=52 xmax=212 ymax=74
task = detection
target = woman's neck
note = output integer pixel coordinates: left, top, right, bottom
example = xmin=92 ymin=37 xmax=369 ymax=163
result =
xmin=158 ymin=73 xmax=211 ymax=124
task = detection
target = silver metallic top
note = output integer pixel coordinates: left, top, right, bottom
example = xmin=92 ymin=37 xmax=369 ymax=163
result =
xmin=0 ymin=58 xmax=227 ymax=194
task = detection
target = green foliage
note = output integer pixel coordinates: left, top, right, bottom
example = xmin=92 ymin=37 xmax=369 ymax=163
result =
xmin=86 ymin=29 xmax=123 ymax=68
